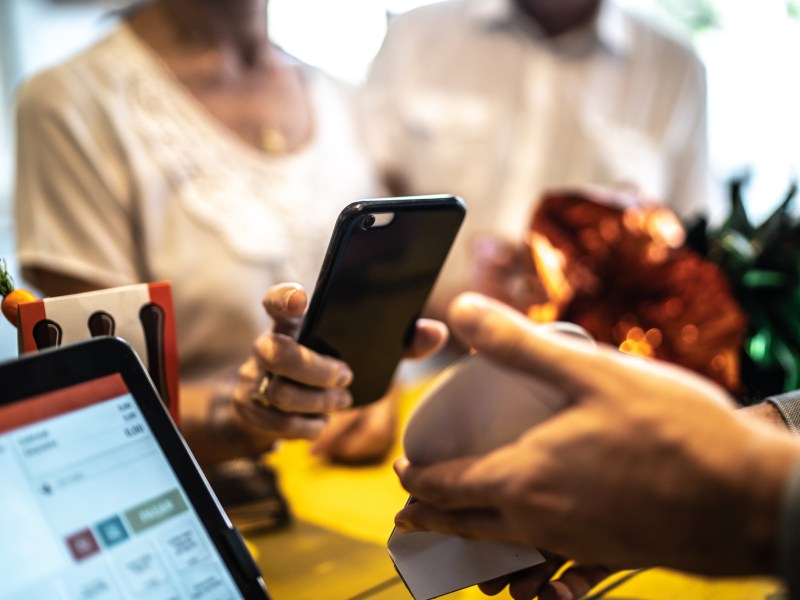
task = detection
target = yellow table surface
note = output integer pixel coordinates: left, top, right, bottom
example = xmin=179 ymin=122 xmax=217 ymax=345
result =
xmin=247 ymin=378 xmax=785 ymax=600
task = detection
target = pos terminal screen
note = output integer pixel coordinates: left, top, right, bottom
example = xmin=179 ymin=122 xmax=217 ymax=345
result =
xmin=0 ymin=373 xmax=244 ymax=600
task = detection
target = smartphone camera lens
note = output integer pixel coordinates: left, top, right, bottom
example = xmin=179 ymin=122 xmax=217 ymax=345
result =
xmin=361 ymin=214 xmax=376 ymax=230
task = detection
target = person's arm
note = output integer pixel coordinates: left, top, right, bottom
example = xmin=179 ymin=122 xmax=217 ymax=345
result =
xmin=19 ymin=268 xmax=98 ymax=298
xmin=14 ymin=71 xmax=139 ymax=290
xmin=394 ymin=293 xmax=800 ymax=578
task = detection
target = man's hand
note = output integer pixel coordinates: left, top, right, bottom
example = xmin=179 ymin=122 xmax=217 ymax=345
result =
xmin=470 ymin=234 xmax=546 ymax=312
xmin=478 ymin=553 xmax=612 ymax=600
xmin=394 ymin=293 xmax=800 ymax=577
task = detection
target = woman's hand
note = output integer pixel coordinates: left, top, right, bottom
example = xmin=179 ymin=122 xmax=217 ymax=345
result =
xmin=230 ymin=283 xmax=352 ymax=450
xmin=310 ymin=392 xmax=398 ymax=464
xmin=230 ymin=282 xmax=448 ymax=460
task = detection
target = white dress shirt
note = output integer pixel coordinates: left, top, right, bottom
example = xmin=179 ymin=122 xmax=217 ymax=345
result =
xmin=364 ymin=0 xmax=710 ymax=311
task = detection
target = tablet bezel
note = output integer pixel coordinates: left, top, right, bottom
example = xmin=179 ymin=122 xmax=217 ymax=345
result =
xmin=0 ymin=336 xmax=270 ymax=600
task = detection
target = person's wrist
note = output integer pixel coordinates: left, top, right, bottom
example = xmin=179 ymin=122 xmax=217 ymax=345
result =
xmin=738 ymin=401 xmax=789 ymax=431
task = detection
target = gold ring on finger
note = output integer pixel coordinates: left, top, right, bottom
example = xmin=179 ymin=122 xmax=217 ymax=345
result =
xmin=256 ymin=375 xmax=271 ymax=407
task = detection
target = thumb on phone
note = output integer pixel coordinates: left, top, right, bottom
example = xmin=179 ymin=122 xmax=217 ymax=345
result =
xmin=262 ymin=283 xmax=308 ymax=338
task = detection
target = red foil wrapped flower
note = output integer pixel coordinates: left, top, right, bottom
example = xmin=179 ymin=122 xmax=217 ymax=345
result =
xmin=527 ymin=188 xmax=747 ymax=393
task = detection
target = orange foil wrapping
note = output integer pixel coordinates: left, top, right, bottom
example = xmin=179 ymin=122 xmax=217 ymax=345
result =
xmin=527 ymin=188 xmax=747 ymax=393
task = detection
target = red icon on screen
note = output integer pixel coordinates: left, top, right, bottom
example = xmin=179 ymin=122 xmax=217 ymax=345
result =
xmin=66 ymin=529 xmax=100 ymax=562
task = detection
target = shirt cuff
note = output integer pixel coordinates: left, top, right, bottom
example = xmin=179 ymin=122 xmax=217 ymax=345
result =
xmin=766 ymin=391 xmax=800 ymax=436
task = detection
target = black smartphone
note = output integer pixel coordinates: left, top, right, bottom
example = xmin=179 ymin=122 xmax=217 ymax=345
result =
xmin=298 ymin=195 xmax=466 ymax=406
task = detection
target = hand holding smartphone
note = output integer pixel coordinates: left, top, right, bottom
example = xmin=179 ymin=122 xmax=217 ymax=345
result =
xmin=298 ymin=195 xmax=465 ymax=407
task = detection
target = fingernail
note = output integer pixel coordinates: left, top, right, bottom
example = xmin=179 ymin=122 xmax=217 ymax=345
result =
xmin=336 ymin=367 xmax=353 ymax=387
xmin=282 ymin=288 xmax=297 ymax=311
xmin=456 ymin=292 xmax=490 ymax=313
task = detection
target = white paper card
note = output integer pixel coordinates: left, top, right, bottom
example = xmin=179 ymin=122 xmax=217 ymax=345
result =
xmin=389 ymin=529 xmax=542 ymax=600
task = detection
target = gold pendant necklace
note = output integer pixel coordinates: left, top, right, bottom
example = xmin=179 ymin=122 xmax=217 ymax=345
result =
xmin=259 ymin=125 xmax=287 ymax=156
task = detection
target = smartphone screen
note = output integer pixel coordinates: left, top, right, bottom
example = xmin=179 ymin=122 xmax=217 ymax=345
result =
xmin=298 ymin=195 xmax=466 ymax=406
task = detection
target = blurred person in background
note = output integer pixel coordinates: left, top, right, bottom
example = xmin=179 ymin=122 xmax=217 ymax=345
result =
xmin=13 ymin=0 xmax=420 ymax=529
xmin=364 ymin=0 xmax=713 ymax=318
xmin=363 ymin=4 xmax=753 ymax=594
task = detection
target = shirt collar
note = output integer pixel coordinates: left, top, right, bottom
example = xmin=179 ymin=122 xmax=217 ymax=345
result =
xmin=465 ymin=0 xmax=633 ymax=58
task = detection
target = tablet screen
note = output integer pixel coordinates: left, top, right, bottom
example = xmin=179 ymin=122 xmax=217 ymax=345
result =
xmin=0 ymin=373 xmax=245 ymax=600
